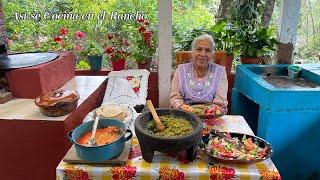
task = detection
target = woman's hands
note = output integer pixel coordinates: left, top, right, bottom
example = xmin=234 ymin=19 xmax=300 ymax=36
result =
xmin=179 ymin=103 xmax=227 ymax=118
xmin=180 ymin=104 xmax=192 ymax=112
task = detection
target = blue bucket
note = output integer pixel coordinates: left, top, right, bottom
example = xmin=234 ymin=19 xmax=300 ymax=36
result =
xmin=68 ymin=119 xmax=132 ymax=163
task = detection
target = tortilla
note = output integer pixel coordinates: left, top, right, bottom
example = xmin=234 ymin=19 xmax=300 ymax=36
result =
xmin=96 ymin=104 xmax=127 ymax=121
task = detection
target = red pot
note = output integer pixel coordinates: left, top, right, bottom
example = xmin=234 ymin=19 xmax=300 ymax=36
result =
xmin=240 ymin=57 xmax=262 ymax=64
xmin=112 ymin=58 xmax=126 ymax=71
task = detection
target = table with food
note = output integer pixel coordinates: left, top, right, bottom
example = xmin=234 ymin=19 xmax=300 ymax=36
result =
xmin=56 ymin=103 xmax=281 ymax=180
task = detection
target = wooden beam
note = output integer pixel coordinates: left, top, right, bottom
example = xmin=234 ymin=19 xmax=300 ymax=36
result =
xmin=276 ymin=0 xmax=301 ymax=64
xmin=158 ymin=0 xmax=172 ymax=107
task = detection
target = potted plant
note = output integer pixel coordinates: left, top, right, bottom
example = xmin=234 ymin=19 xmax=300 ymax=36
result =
xmin=210 ymin=20 xmax=239 ymax=74
xmin=132 ymin=19 xmax=157 ymax=71
xmin=237 ymin=25 xmax=278 ymax=64
xmin=104 ymin=32 xmax=130 ymax=71
xmin=82 ymin=42 xmax=104 ymax=70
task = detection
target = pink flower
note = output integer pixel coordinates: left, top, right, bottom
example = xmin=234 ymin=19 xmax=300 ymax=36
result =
xmin=75 ymin=31 xmax=86 ymax=39
xmin=59 ymin=27 xmax=68 ymax=36
xmin=74 ymin=44 xmax=83 ymax=51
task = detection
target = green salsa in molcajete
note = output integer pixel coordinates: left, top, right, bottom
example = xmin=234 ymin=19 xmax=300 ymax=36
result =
xmin=146 ymin=115 xmax=193 ymax=137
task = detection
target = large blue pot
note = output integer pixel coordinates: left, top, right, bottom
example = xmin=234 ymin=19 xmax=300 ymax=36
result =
xmin=68 ymin=118 xmax=132 ymax=163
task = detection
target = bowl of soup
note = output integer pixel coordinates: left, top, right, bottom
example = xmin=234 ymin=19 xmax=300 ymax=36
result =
xmin=68 ymin=118 xmax=132 ymax=163
xmin=134 ymin=108 xmax=202 ymax=163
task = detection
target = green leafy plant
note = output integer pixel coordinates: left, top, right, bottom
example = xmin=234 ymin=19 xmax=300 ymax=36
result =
xmin=76 ymin=59 xmax=90 ymax=70
xmin=237 ymin=26 xmax=278 ymax=58
xmin=210 ymin=20 xmax=239 ymax=55
xmin=82 ymin=42 xmax=104 ymax=56
xmin=177 ymin=27 xmax=211 ymax=51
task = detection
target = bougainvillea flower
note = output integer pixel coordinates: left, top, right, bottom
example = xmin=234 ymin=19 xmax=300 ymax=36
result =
xmin=138 ymin=26 xmax=146 ymax=33
xmin=74 ymin=44 xmax=83 ymax=51
xmin=75 ymin=31 xmax=86 ymax=39
xmin=59 ymin=27 xmax=68 ymax=36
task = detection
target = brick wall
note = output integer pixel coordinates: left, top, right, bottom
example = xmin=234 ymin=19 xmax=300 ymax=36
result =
xmin=0 ymin=1 xmax=6 ymax=51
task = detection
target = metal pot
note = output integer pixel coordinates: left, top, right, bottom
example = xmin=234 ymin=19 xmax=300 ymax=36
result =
xmin=68 ymin=118 xmax=132 ymax=163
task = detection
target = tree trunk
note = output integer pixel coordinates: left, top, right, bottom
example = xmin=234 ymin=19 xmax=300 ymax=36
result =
xmin=261 ymin=0 xmax=276 ymax=27
xmin=215 ymin=0 xmax=233 ymax=21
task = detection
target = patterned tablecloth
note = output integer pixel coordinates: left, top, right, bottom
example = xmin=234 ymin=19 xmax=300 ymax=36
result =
xmin=56 ymin=115 xmax=281 ymax=180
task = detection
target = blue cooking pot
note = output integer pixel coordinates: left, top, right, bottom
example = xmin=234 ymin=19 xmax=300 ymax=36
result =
xmin=68 ymin=118 xmax=132 ymax=163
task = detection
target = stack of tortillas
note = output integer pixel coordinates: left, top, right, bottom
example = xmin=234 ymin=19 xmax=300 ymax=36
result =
xmin=96 ymin=104 xmax=127 ymax=121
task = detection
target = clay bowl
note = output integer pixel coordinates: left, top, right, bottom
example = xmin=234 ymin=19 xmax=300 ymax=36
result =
xmin=134 ymin=108 xmax=203 ymax=163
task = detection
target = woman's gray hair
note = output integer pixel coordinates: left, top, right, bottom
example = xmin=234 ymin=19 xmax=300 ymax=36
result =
xmin=191 ymin=34 xmax=215 ymax=52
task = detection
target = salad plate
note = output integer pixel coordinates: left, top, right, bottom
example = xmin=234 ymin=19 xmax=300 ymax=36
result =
xmin=200 ymin=130 xmax=273 ymax=164
xmin=182 ymin=102 xmax=227 ymax=119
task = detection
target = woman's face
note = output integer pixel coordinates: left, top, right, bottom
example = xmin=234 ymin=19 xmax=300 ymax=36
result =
xmin=192 ymin=40 xmax=213 ymax=69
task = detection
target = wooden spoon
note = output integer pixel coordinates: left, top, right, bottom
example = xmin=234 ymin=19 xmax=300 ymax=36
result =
xmin=146 ymin=100 xmax=165 ymax=132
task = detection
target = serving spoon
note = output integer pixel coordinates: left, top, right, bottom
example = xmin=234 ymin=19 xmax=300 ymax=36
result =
xmin=87 ymin=110 xmax=100 ymax=146
xmin=146 ymin=100 xmax=165 ymax=132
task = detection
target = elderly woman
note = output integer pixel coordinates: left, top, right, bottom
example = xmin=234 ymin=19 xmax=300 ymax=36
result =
xmin=169 ymin=34 xmax=228 ymax=112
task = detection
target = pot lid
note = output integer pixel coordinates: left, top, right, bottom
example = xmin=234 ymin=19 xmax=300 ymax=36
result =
xmin=0 ymin=52 xmax=59 ymax=70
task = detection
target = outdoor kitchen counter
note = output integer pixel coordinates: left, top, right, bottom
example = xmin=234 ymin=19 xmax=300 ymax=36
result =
xmin=0 ymin=76 xmax=107 ymax=180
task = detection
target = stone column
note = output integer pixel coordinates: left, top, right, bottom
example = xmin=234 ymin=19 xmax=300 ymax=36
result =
xmin=158 ymin=0 xmax=172 ymax=107
xmin=0 ymin=1 xmax=7 ymax=53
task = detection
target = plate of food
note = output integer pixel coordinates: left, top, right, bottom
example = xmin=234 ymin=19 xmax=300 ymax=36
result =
xmin=200 ymin=130 xmax=273 ymax=164
xmin=181 ymin=102 xmax=226 ymax=119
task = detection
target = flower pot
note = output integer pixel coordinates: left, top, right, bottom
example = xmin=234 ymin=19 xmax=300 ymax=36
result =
xmin=240 ymin=57 xmax=262 ymax=64
xmin=111 ymin=58 xmax=126 ymax=71
xmin=137 ymin=60 xmax=151 ymax=71
xmin=88 ymin=56 xmax=103 ymax=71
